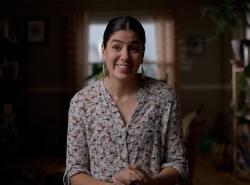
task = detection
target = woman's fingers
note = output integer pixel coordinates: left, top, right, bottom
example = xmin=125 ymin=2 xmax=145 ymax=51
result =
xmin=113 ymin=175 xmax=129 ymax=185
xmin=130 ymin=165 xmax=150 ymax=184
xmin=113 ymin=167 xmax=143 ymax=184
xmin=113 ymin=165 xmax=151 ymax=185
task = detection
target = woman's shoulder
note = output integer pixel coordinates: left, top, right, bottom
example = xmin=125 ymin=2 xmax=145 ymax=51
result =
xmin=143 ymin=77 xmax=179 ymax=107
xmin=143 ymin=76 xmax=176 ymax=97
xmin=70 ymin=80 xmax=101 ymax=103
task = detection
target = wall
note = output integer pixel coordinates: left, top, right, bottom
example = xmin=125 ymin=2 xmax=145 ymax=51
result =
xmin=176 ymin=6 xmax=232 ymax=133
xmin=0 ymin=0 xmax=233 ymax=156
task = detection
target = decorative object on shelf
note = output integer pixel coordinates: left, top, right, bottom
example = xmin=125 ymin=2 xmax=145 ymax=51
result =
xmin=26 ymin=17 xmax=47 ymax=44
xmin=231 ymin=39 xmax=242 ymax=62
xmin=242 ymin=39 xmax=250 ymax=66
xmin=230 ymin=39 xmax=250 ymax=67
xmin=0 ymin=104 xmax=19 ymax=161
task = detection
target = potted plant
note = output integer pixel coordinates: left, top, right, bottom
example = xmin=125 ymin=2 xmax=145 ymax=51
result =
xmin=202 ymin=0 xmax=249 ymax=39
xmin=202 ymin=0 xmax=250 ymax=64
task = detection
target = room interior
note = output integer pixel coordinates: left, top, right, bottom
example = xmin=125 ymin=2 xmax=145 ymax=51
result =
xmin=0 ymin=0 xmax=250 ymax=185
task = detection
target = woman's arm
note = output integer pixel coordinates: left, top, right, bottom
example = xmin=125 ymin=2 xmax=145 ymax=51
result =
xmin=113 ymin=165 xmax=180 ymax=185
xmin=71 ymin=173 xmax=112 ymax=185
xmin=64 ymin=96 xmax=91 ymax=185
xmin=160 ymin=92 xmax=188 ymax=184
xmin=149 ymin=167 xmax=180 ymax=185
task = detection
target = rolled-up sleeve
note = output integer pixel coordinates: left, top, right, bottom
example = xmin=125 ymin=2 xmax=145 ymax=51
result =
xmin=63 ymin=97 xmax=90 ymax=185
xmin=161 ymin=94 xmax=188 ymax=184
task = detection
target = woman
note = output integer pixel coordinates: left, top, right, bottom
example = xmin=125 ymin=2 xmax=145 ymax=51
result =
xmin=63 ymin=16 xmax=187 ymax=185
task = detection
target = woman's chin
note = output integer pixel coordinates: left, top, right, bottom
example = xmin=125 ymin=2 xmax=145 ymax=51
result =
xmin=113 ymin=72 xmax=135 ymax=81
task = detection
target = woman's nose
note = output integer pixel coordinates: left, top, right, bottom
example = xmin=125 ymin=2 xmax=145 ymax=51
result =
xmin=120 ymin=48 xmax=129 ymax=61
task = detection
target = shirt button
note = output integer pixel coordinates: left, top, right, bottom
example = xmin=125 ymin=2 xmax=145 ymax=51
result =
xmin=121 ymin=151 xmax=126 ymax=159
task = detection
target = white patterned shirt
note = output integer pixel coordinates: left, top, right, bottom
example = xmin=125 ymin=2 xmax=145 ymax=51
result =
xmin=63 ymin=77 xmax=187 ymax=185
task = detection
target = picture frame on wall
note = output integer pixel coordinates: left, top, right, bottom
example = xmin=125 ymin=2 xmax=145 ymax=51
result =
xmin=26 ymin=18 xmax=47 ymax=44
xmin=187 ymin=36 xmax=204 ymax=56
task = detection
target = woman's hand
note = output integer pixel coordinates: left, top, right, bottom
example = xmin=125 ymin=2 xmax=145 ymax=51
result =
xmin=112 ymin=165 xmax=151 ymax=185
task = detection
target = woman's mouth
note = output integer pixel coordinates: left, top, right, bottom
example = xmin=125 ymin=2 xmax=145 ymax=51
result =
xmin=116 ymin=63 xmax=130 ymax=69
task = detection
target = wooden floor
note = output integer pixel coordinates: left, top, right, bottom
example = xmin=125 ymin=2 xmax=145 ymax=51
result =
xmin=193 ymin=153 xmax=250 ymax=185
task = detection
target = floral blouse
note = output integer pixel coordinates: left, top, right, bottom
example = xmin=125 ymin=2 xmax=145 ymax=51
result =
xmin=63 ymin=77 xmax=188 ymax=185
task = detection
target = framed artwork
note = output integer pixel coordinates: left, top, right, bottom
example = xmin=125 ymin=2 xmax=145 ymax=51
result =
xmin=26 ymin=18 xmax=47 ymax=44
xmin=187 ymin=36 xmax=204 ymax=56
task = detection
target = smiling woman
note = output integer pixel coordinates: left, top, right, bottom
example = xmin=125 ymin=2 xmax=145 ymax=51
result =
xmin=87 ymin=13 xmax=177 ymax=88
xmin=87 ymin=18 xmax=157 ymax=82
xmin=64 ymin=15 xmax=187 ymax=185
xmin=101 ymin=30 xmax=144 ymax=82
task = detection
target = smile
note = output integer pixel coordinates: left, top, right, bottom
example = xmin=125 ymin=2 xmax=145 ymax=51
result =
xmin=116 ymin=64 xmax=131 ymax=69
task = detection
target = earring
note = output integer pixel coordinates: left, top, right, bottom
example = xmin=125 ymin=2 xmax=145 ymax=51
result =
xmin=103 ymin=63 xmax=107 ymax=77
xmin=141 ymin=64 xmax=145 ymax=79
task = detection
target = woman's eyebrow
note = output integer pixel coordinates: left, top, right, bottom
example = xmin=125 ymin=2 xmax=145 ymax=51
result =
xmin=111 ymin=39 xmax=123 ymax=43
xmin=111 ymin=39 xmax=141 ymax=45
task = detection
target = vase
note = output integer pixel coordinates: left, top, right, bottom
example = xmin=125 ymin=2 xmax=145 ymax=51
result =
xmin=231 ymin=39 xmax=242 ymax=62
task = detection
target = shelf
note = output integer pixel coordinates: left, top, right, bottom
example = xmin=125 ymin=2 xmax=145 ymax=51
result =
xmin=231 ymin=59 xmax=250 ymax=180
xmin=0 ymin=24 xmax=26 ymax=164
xmin=234 ymin=111 xmax=243 ymax=118
xmin=233 ymin=66 xmax=244 ymax=73
xmin=233 ymin=112 xmax=250 ymax=121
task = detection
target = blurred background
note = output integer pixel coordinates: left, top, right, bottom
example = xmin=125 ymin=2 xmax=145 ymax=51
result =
xmin=0 ymin=0 xmax=250 ymax=184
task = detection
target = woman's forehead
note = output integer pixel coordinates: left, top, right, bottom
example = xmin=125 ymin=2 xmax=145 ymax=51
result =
xmin=108 ymin=30 xmax=142 ymax=44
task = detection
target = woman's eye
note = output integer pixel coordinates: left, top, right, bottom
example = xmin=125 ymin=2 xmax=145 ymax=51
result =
xmin=112 ymin=45 xmax=121 ymax=51
xmin=130 ymin=47 xmax=140 ymax=53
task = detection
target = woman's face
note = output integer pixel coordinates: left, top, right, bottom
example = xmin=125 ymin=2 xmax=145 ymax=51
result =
xmin=102 ymin=30 xmax=144 ymax=81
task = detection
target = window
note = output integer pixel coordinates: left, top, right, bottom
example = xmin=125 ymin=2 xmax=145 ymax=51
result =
xmin=87 ymin=18 xmax=158 ymax=82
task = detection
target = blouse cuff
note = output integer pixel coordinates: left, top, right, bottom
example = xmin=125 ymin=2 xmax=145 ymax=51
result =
xmin=161 ymin=161 xmax=188 ymax=184
xmin=63 ymin=165 xmax=90 ymax=185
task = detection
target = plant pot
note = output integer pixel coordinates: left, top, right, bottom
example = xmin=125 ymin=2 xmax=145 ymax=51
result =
xmin=231 ymin=39 xmax=242 ymax=62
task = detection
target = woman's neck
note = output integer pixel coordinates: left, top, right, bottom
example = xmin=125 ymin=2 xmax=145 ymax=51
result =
xmin=103 ymin=75 xmax=140 ymax=101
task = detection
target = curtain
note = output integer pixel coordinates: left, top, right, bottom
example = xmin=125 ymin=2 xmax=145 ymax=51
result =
xmin=154 ymin=11 xmax=177 ymax=90
xmin=65 ymin=12 xmax=89 ymax=95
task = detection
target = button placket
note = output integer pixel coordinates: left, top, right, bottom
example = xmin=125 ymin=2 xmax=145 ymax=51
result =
xmin=120 ymin=128 xmax=128 ymax=163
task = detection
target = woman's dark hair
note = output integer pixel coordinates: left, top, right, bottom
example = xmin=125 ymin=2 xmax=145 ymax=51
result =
xmin=103 ymin=16 xmax=146 ymax=48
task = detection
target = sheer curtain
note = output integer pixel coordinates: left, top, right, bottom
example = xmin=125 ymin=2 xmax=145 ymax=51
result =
xmin=65 ymin=12 xmax=89 ymax=94
xmin=154 ymin=11 xmax=177 ymax=89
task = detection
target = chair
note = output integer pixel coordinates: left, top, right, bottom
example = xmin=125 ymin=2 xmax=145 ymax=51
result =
xmin=182 ymin=104 xmax=206 ymax=185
